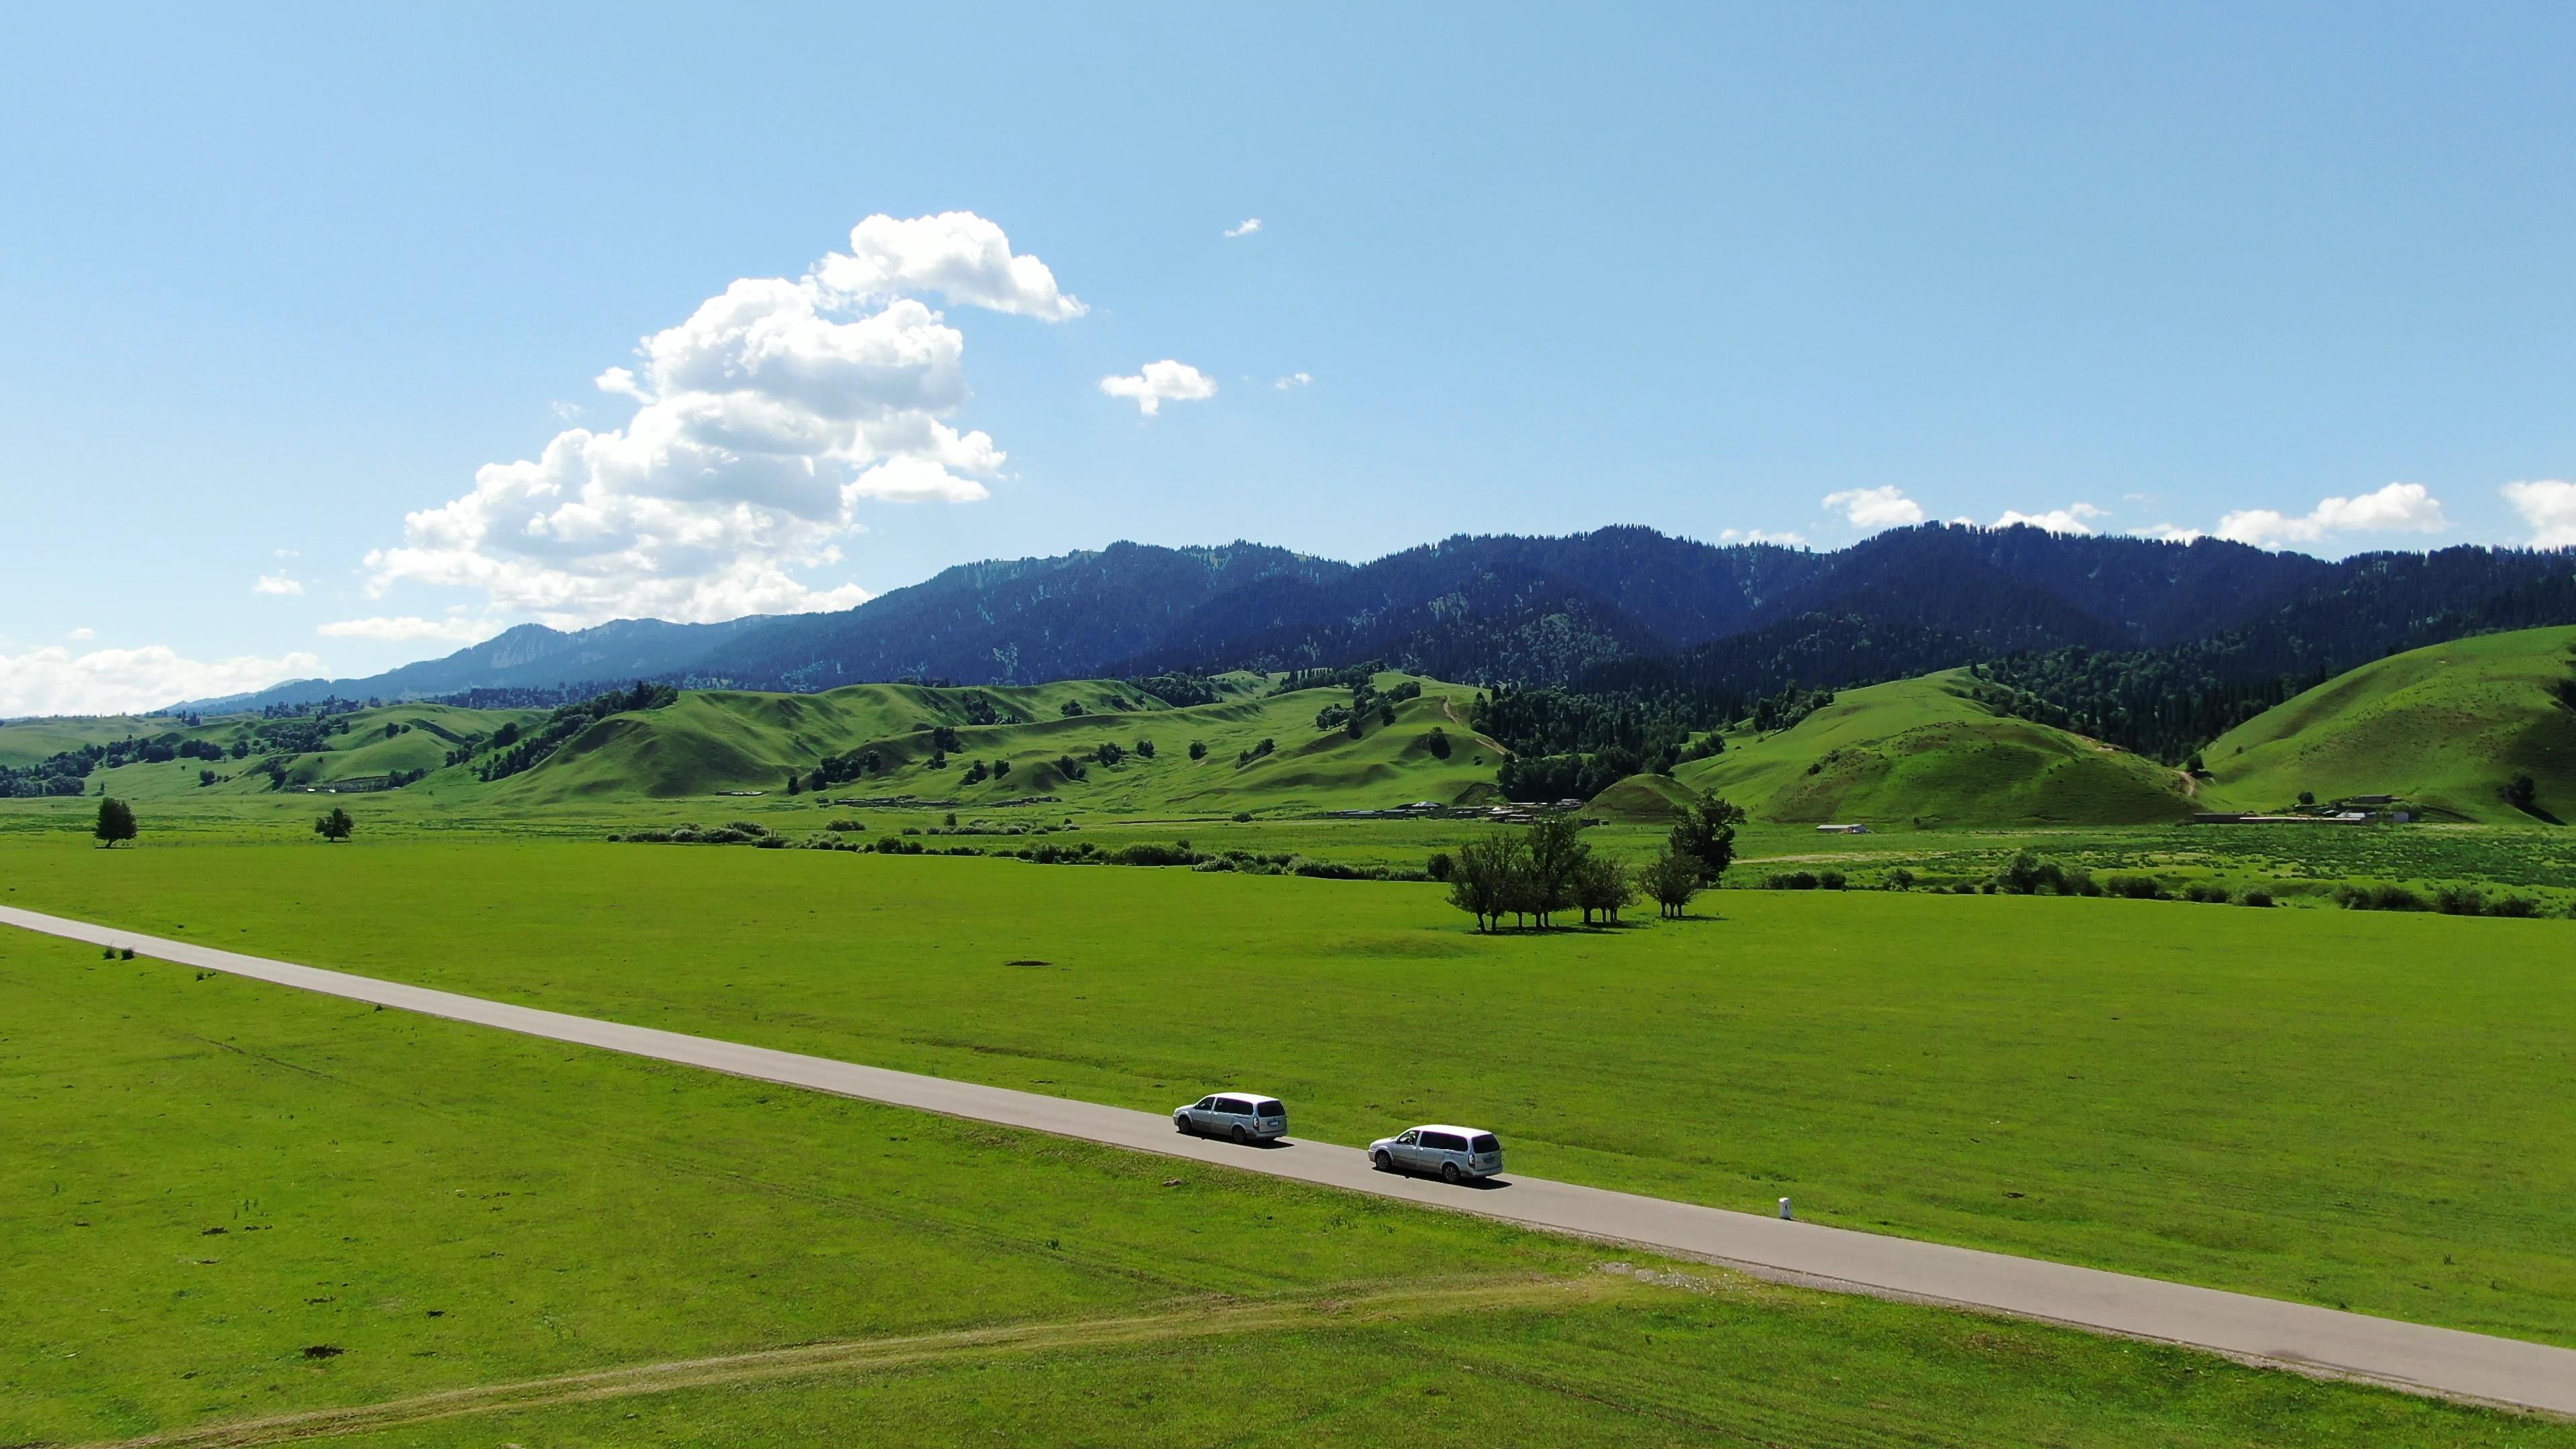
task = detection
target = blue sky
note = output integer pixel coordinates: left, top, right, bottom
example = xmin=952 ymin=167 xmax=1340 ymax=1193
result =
xmin=3 ymin=3 xmax=2573 ymax=712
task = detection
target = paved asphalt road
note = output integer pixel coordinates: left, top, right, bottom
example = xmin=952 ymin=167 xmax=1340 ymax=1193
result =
xmin=8 ymin=901 xmax=2572 ymax=1415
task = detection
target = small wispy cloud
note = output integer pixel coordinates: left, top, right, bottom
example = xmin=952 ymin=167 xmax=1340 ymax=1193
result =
xmin=2214 ymin=483 xmax=2448 ymax=549
xmin=1273 ymin=372 xmax=1312 ymax=390
xmin=1822 ymin=486 xmax=1926 ymax=532
xmin=2500 ymin=480 xmax=2576 ymax=549
xmin=253 ymin=574 xmax=305 ymax=596
xmin=318 ymin=616 xmax=507 ymax=645
xmin=1223 ymin=217 xmax=1263 ymax=238
xmin=1994 ymin=503 xmax=2106 ymax=536
xmin=1099 ymin=360 xmax=1218 ymax=417
xmin=1717 ymin=527 xmax=1809 ymax=546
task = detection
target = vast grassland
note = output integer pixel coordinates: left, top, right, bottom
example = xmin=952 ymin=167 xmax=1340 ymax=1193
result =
xmin=16 ymin=929 xmax=2553 ymax=1447
xmin=7 ymin=833 xmax=2573 ymax=1351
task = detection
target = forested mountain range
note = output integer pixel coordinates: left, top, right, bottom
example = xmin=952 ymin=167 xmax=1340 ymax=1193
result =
xmin=174 ymin=525 xmax=2576 ymax=764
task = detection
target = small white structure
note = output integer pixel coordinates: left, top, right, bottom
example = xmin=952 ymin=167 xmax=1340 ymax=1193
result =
xmin=1815 ymin=823 xmax=1872 ymax=835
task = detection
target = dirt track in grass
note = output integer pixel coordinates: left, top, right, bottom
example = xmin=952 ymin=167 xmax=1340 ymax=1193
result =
xmin=86 ymin=1275 xmax=1633 ymax=1448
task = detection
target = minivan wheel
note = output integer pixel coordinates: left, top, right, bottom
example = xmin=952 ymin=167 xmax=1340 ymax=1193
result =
xmin=1440 ymin=1162 xmax=1462 ymax=1185
xmin=1372 ymin=1150 xmax=1393 ymax=1172
xmin=1230 ymin=1125 xmax=1250 ymax=1145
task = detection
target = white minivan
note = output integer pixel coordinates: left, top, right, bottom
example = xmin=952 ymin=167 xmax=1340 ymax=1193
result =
xmin=1370 ymin=1124 xmax=1504 ymax=1183
xmin=1174 ymin=1092 xmax=1288 ymax=1144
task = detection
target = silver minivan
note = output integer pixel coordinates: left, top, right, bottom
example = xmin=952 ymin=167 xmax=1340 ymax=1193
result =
xmin=1174 ymin=1092 xmax=1288 ymax=1144
xmin=1369 ymin=1124 xmax=1504 ymax=1182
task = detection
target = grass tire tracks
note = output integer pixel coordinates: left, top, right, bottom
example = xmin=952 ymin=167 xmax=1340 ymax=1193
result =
xmin=80 ymin=1275 xmax=1634 ymax=1449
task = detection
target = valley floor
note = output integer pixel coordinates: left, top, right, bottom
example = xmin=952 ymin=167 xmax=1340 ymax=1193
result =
xmin=8 ymin=924 xmax=2569 ymax=1448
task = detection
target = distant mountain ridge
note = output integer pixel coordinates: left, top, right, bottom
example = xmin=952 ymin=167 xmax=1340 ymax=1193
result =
xmin=174 ymin=527 xmax=2576 ymax=746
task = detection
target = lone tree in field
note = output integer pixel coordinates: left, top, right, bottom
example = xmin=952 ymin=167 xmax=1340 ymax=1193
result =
xmin=1187 ymin=740 xmax=1208 ymax=761
xmin=1641 ymin=849 xmax=1702 ymax=918
xmin=93 ymin=796 xmax=137 ymax=848
xmin=1667 ymin=796 xmax=1746 ymax=885
xmin=313 ymin=806 xmax=356 ymax=843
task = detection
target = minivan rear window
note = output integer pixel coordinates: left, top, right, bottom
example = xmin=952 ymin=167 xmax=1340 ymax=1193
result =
xmin=1256 ymin=1101 xmax=1286 ymax=1118
xmin=1470 ymin=1134 xmax=1500 ymax=1155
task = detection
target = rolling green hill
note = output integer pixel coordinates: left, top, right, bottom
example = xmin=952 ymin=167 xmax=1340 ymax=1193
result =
xmin=0 ymin=715 xmax=178 ymax=767
xmin=2198 ymin=625 xmax=2576 ymax=823
xmin=498 ymin=672 xmax=1503 ymax=814
xmin=1652 ymin=671 xmax=2192 ymax=826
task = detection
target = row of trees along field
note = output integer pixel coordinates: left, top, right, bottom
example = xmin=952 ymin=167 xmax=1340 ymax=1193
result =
xmin=1433 ymin=797 xmax=1744 ymax=930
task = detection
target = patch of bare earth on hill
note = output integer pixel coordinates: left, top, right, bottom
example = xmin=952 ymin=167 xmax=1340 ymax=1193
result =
xmin=84 ymin=1274 xmax=1641 ymax=1448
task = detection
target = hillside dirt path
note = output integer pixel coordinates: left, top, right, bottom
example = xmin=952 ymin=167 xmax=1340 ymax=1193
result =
xmin=8 ymin=902 xmax=2575 ymax=1419
xmin=1441 ymin=695 xmax=1507 ymax=756
xmin=85 ymin=1277 xmax=1627 ymax=1448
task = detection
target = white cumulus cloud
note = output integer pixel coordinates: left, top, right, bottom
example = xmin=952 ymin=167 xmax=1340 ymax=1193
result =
xmin=1273 ymin=372 xmax=1312 ymax=390
xmin=253 ymin=574 xmax=304 ymax=596
xmin=813 ymin=212 xmax=1084 ymax=320
xmin=362 ymin=213 xmax=1069 ymax=628
xmin=2502 ymin=480 xmax=2576 ymax=548
xmin=317 ymin=616 xmax=511 ymax=646
xmin=2214 ymin=482 xmax=2450 ymax=549
xmin=0 ymin=643 xmax=323 ymax=718
xmin=1224 ymin=218 xmax=1263 ymax=238
xmin=1099 ymin=360 xmax=1218 ymax=417
xmin=1823 ymin=486 xmax=1926 ymax=532
xmin=1994 ymin=503 xmax=2106 ymax=535
xmin=68 ymin=627 xmax=95 ymax=642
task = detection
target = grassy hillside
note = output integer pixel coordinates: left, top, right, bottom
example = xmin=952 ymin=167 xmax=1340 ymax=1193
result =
xmin=68 ymin=702 xmax=551 ymax=802
xmin=0 ymin=714 xmax=180 ymax=767
xmin=2200 ymin=626 xmax=2576 ymax=823
xmin=504 ymin=672 xmax=1501 ymax=813
xmin=1660 ymin=670 xmax=2190 ymax=826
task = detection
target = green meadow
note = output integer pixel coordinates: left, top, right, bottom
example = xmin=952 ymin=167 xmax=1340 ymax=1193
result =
xmin=7 ymin=830 xmax=2573 ymax=1351
xmin=7 ymin=926 xmax=2566 ymax=1448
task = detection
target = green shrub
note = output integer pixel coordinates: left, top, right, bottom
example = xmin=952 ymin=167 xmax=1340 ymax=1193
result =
xmin=1817 ymin=869 xmax=1847 ymax=891
xmin=1884 ymin=867 xmax=1916 ymax=891
xmin=2335 ymin=883 xmax=2428 ymax=912
xmin=826 ymin=818 xmax=865 ymax=833
xmin=2490 ymin=895 xmax=2542 ymax=918
xmin=1766 ymin=871 xmax=1820 ymax=890
xmin=2184 ymin=882 xmax=2231 ymax=904
xmin=2104 ymin=875 xmax=2167 ymax=901
xmin=2240 ymin=888 xmax=2276 ymax=908
xmin=2434 ymin=884 xmax=2487 ymax=916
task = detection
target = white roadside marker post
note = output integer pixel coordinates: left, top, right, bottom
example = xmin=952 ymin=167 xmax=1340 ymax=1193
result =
xmin=1778 ymin=1197 xmax=1793 ymax=1221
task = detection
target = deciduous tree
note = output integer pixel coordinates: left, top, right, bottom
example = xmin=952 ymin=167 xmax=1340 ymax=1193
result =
xmin=93 ymin=796 xmax=136 ymax=848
